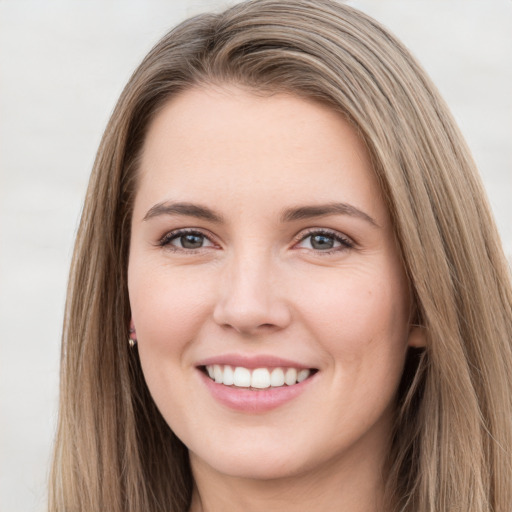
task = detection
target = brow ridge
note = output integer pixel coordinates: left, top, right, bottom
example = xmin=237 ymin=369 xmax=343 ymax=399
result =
xmin=143 ymin=200 xmax=378 ymax=227
xmin=143 ymin=201 xmax=224 ymax=223
xmin=281 ymin=202 xmax=378 ymax=226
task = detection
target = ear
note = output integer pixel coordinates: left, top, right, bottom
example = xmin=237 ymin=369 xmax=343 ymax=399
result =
xmin=407 ymin=325 xmax=426 ymax=348
xmin=129 ymin=319 xmax=137 ymax=337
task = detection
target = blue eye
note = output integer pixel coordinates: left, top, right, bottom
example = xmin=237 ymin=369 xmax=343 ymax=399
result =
xmin=160 ymin=230 xmax=214 ymax=250
xmin=296 ymin=230 xmax=353 ymax=252
xmin=309 ymin=233 xmax=337 ymax=250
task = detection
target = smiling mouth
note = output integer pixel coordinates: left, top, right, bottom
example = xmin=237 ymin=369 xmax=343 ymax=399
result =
xmin=200 ymin=365 xmax=318 ymax=389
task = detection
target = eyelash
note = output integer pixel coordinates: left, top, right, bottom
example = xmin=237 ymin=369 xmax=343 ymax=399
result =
xmin=293 ymin=228 xmax=355 ymax=254
xmin=158 ymin=228 xmax=216 ymax=252
xmin=157 ymin=228 xmax=355 ymax=254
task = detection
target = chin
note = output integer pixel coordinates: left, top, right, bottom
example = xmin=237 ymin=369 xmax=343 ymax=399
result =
xmin=199 ymin=455 xmax=308 ymax=481
xmin=189 ymin=436 xmax=328 ymax=482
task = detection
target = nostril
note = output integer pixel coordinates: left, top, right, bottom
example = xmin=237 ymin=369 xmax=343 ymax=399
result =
xmin=212 ymin=285 xmax=293 ymax=334
xmin=217 ymin=321 xmax=283 ymax=336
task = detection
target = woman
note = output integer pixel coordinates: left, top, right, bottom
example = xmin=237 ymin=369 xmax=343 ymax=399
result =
xmin=49 ymin=1 xmax=512 ymax=511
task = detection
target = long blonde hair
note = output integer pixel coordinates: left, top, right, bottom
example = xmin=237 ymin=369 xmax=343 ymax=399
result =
xmin=49 ymin=1 xmax=512 ymax=510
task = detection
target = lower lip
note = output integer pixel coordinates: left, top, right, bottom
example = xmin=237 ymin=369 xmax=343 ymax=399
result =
xmin=198 ymin=370 xmax=316 ymax=413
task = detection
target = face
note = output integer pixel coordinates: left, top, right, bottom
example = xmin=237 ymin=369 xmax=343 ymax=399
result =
xmin=128 ymin=86 xmax=422 ymax=483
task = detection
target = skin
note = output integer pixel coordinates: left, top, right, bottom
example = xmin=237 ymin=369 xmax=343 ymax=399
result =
xmin=128 ymin=85 xmax=424 ymax=512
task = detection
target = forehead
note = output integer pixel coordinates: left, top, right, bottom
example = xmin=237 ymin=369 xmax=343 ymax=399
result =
xmin=136 ymin=85 xmax=388 ymax=225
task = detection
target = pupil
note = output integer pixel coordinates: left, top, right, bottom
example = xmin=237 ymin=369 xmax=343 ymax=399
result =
xmin=311 ymin=234 xmax=334 ymax=250
xmin=181 ymin=234 xmax=203 ymax=248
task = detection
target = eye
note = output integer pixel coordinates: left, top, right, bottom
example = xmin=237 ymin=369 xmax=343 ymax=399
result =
xmin=295 ymin=230 xmax=354 ymax=252
xmin=159 ymin=229 xmax=215 ymax=250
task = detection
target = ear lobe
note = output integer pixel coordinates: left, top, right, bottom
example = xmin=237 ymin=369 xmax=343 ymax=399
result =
xmin=407 ymin=325 xmax=426 ymax=348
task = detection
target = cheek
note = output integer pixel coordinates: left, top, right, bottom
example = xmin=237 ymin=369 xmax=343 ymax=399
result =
xmin=128 ymin=263 xmax=214 ymax=359
xmin=297 ymin=263 xmax=410 ymax=371
xmin=127 ymin=264 xmax=217 ymax=423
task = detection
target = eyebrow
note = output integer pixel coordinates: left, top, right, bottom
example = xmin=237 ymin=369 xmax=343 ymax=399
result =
xmin=143 ymin=201 xmax=224 ymax=223
xmin=281 ymin=202 xmax=379 ymax=227
xmin=143 ymin=200 xmax=378 ymax=227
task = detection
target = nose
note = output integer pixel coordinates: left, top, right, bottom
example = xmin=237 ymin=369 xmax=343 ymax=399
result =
xmin=213 ymin=252 xmax=292 ymax=335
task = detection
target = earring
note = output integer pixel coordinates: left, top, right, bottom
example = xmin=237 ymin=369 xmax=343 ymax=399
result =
xmin=129 ymin=324 xmax=137 ymax=348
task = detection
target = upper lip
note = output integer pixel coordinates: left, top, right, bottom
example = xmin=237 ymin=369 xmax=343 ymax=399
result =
xmin=196 ymin=354 xmax=315 ymax=370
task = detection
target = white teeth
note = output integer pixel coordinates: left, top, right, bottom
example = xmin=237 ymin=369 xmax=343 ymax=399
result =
xmin=284 ymin=368 xmax=297 ymax=386
xmin=204 ymin=365 xmax=313 ymax=388
xmin=233 ymin=367 xmax=251 ymax=387
xmin=297 ymin=369 xmax=311 ymax=382
xmin=213 ymin=364 xmax=223 ymax=383
xmin=251 ymin=368 xmax=271 ymax=389
xmin=270 ymin=367 xmax=285 ymax=387
xmin=223 ymin=365 xmax=234 ymax=386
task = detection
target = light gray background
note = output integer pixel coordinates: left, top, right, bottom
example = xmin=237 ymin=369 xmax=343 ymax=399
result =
xmin=0 ymin=1 xmax=510 ymax=511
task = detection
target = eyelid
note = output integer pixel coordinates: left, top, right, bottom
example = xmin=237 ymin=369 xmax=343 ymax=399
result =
xmin=156 ymin=226 xmax=355 ymax=253
xmin=292 ymin=227 xmax=355 ymax=252
xmin=157 ymin=227 xmax=219 ymax=250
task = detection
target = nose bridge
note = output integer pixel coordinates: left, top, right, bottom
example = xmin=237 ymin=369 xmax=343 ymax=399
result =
xmin=213 ymin=244 xmax=290 ymax=334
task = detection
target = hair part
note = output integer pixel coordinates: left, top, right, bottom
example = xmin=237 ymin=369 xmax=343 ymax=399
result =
xmin=50 ymin=1 xmax=512 ymax=511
